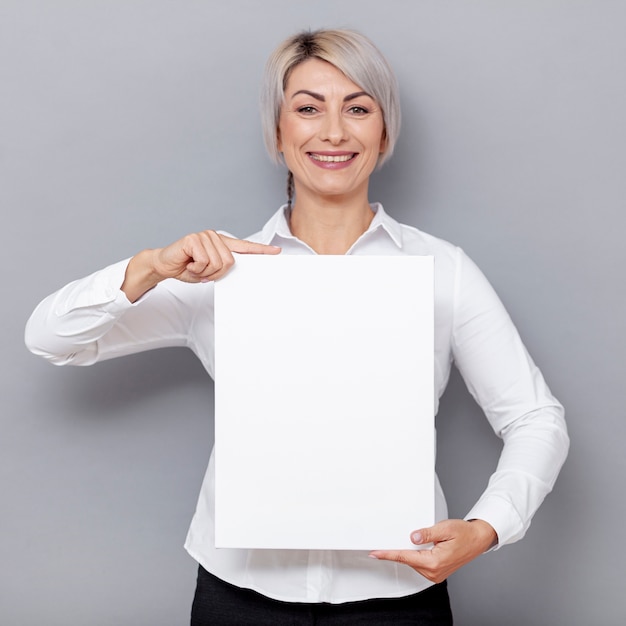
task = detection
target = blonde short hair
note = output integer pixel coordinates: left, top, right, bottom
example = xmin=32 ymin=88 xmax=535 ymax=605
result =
xmin=260 ymin=29 xmax=401 ymax=167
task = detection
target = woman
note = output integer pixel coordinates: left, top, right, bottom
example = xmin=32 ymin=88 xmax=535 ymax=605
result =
xmin=25 ymin=29 xmax=569 ymax=625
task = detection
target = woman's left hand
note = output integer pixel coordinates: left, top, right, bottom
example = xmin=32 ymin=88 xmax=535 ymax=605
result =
xmin=369 ymin=519 xmax=497 ymax=584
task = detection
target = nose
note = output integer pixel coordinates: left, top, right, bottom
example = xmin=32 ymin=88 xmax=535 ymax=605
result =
xmin=319 ymin=109 xmax=348 ymax=145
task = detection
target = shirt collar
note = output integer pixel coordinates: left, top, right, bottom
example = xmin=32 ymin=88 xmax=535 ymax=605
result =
xmin=367 ymin=202 xmax=403 ymax=248
xmin=257 ymin=202 xmax=403 ymax=249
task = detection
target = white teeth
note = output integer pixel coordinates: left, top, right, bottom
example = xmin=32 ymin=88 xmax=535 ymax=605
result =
xmin=309 ymin=153 xmax=355 ymax=162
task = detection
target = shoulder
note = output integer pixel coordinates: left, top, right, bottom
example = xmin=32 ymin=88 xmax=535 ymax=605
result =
xmin=392 ymin=219 xmax=470 ymax=286
xmin=389 ymin=217 xmax=493 ymax=307
xmin=399 ymin=222 xmax=461 ymax=258
xmin=375 ymin=203 xmax=463 ymax=264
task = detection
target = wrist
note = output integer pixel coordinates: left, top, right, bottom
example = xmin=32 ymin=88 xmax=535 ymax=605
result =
xmin=468 ymin=518 xmax=498 ymax=551
xmin=121 ymin=249 xmax=163 ymax=302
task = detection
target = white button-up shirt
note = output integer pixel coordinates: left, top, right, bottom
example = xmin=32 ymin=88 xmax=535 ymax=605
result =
xmin=25 ymin=204 xmax=569 ymax=603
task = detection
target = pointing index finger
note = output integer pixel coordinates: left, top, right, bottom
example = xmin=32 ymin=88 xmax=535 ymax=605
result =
xmin=221 ymin=235 xmax=281 ymax=255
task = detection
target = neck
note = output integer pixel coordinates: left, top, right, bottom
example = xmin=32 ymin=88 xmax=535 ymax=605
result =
xmin=289 ymin=188 xmax=375 ymax=255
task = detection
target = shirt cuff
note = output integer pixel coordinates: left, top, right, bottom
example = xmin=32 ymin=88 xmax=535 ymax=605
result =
xmin=54 ymin=259 xmax=138 ymax=316
xmin=464 ymin=494 xmax=525 ymax=550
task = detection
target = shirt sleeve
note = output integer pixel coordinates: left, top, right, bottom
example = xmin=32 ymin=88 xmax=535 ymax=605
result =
xmin=450 ymin=249 xmax=569 ymax=547
xmin=24 ymin=259 xmax=199 ymax=366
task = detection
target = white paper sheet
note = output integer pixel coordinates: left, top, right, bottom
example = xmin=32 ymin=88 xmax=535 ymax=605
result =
xmin=214 ymin=254 xmax=434 ymax=550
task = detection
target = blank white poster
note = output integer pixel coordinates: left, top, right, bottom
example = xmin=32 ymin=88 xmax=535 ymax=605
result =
xmin=214 ymin=254 xmax=434 ymax=550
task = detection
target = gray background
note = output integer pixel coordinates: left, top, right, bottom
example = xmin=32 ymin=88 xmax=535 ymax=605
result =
xmin=2 ymin=1 xmax=624 ymax=624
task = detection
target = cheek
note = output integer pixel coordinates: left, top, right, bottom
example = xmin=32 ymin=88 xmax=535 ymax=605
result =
xmin=278 ymin=116 xmax=319 ymax=154
xmin=373 ymin=123 xmax=386 ymax=154
xmin=277 ymin=116 xmax=297 ymax=154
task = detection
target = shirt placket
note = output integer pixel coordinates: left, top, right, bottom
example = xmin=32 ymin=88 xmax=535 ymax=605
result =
xmin=305 ymin=549 xmax=333 ymax=602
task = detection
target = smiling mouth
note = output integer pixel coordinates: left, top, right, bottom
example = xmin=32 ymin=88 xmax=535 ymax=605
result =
xmin=308 ymin=153 xmax=357 ymax=163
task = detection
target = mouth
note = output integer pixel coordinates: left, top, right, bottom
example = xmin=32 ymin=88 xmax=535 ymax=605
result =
xmin=308 ymin=152 xmax=357 ymax=162
xmin=307 ymin=152 xmax=358 ymax=166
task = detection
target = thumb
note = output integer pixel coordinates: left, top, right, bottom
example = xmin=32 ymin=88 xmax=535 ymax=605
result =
xmin=410 ymin=529 xmax=428 ymax=545
xmin=410 ymin=524 xmax=442 ymax=545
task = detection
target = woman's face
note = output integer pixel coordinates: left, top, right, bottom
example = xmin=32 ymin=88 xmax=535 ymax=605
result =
xmin=278 ymin=58 xmax=386 ymax=204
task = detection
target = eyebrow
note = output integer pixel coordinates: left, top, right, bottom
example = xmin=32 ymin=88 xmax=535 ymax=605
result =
xmin=290 ymin=89 xmax=372 ymax=102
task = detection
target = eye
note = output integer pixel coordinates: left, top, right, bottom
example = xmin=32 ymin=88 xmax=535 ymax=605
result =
xmin=296 ymin=105 xmax=318 ymax=115
xmin=347 ymin=105 xmax=369 ymax=115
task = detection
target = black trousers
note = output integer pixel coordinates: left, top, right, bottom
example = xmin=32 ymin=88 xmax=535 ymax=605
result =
xmin=190 ymin=565 xmax=453 ymax=625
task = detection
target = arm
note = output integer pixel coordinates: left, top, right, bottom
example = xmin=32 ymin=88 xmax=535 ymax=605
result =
xmin=371 ymin=249 xmax=569 ymax=581
xmin=25 ymin=230 xmax=280 ymax=365
xmin=451 ymin=250 xmax=569 ymax=546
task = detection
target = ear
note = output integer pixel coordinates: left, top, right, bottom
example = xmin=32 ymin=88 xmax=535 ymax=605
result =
xmin=276 ymin=127 xmax=282 ymax=152
xmin=379 ymin=129 xmax=388 ymax=155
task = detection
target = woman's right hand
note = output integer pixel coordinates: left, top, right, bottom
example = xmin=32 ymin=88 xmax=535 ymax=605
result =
xmin=122 ymin=230 xmax=281 ymax=302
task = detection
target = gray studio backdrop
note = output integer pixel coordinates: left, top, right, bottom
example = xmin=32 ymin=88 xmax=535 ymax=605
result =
xmin=2 ymin=1 xmax=624 ymax=625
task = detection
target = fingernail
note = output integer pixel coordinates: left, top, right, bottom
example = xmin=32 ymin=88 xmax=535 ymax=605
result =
xmin=368 ymin=553 xmax=379 ymax=559
xmin=411 ymin=532 xmax=422 ymax=544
